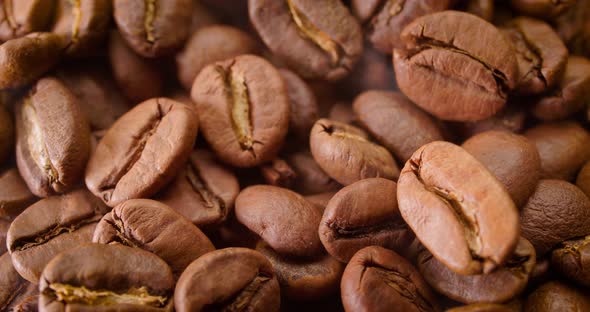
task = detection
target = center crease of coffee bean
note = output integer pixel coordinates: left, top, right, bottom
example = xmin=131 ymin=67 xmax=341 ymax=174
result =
xmin=185 ymin=161 xmax=225 ymax=214
xmin=366 ymin=266 xmax=433 ymax=312
xmin=558 ymin=235 xmax=590 ymax=266
xmin=506 ymin=253 xmax=532 ymax=277
xmin=144 ymin=0 xmax=157 ymax=43
xmin=508 ymin=27 xmax=546 ymax=85
xmin=320 ymin=123 xmax=368 ymax=142
xmin=213 ymin=273 xmax=271 ymax=311
xmin=329 ymin=218 xmax=407 ymax=239
xmin=69 ymin=0 xmax=82 ymax=43
xmin=2 ymin=280 xmax=27 ymax=310
xmin=46 ymin=283 xmax=168 ymax=307
xmin=104 ymin=213 xmax=142 ymax=248
xmin=369 ymin=0 xmax=405 ymax=29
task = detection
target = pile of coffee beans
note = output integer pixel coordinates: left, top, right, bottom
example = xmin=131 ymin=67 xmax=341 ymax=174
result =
xmin=2 ymin=0 xmax=590 ymax=311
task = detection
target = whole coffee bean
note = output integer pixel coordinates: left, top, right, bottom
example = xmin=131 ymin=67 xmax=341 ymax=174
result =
xmin=510 ymin=0 xmax=575 ymax=19
xmin=191 ymin=54 xmax=290 ymax=168
xmin=85 ymin=97 xmax=198 ymax=207
xmin=319 ymin=178 xmax=414 ymax=263
xmin=0 ymin=104 xmax=12 ymax=165
xmin=39 ymin=243 xmax=175 ymax=311
xmin=531 ymin=56 xmax=590 ymax=121
xmin=248 ymin=0 xmax=363 ymax=81
xmin=551 ymin=235 xmax=590 ymax=287
xmin=310 ymin=118 xmax=399 ymax=186
xmin=176 ymin=24 xmax=259 ymax=90
xmin=108 ymin=30 xmax=163 ymax=103
xmin=341 ymin=246 xmax=440 ymax=312
xmin=93 ymin=199 xmax=214 ymax=278
xmin=0 ymin=253 xmax=38 ymax=311
xmin=520 ymin=179 xmax=590 ymax=256
xmin=257 ymin=241 xmax=344 ymax=301
xmin=524 ymin=281 xmax=590 ymax=312
xmin=287 ymin=151 xmax=341 ymax=195
xmin=0 ymin=168 xmax=36 ymax=219
xmin=0 ymin=0 xmax=56 ymax=41
xmin=7 ymin=189 xmax=109 ymax=283
xmin=52 ymin=0 xmax=112 ymax=56
xmin=393 ymin=11 xmax=518 ymax=121
xmin=280 ymin=68 xmax=319 ymax=143
xmin=352 ymin=0 xmax=454 ymax=53
xmin=453 ymin=107 xmax=527 ymax=140
xmin=418 ymin=238 xmax=536 ymax=304
xmin=157 ymin=149 xmax=240 ymax=228
xmin=113 ymin=0 xmax=192 ymax=57
xmin=0 ymin=219 xmax=9 ymax=254
xmin=462 ymin=131 xmax=541 ymax=208
xmin=397 ymin=141 xmax=519 ymax=275
xmin=260 ymin=158 xmax=297 ymax=189
xmin=353 ymin=90 xmax=444 ymax=163
xmin=175 ymin=247 xmax=280 ymax=312
xmin=502 ymin=17 xmax=567 ymax=95
xmin=0 ymin=32 xmax=66 ymax=90
xmin=235 ymin=185 xmax=323 ymax=258
xmin=525 ymin=122 xmax=590 ymax=181
xmin=15 ymin=77 xmax=91 ymax=197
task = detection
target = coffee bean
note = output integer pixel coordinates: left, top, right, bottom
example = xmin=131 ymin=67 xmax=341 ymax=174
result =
xmin=0 ymin=168 xmax=36 ymax=219
xmin=0 ymin=0 xmax=56 ymax=41
xmin=0 ymin=219 xmax=9 ymax=254
xmin=510 ymin=0 xmax=575 ymax=19
xmin=327 ymin=101 xmax=356 ymax=125
xmin=0 ymin=104 xmax=12 ymax=165
xmin=446 ymin=303 xmax=517 ymax=312
xmin=453 ymin=107 xmax=527 ymax=139
xmin=552 ymin=1 xmax=590 ymax=56
xmin=279 ymin=68 xmax=319 ymax=143
xmin=524 ymin=281 xmax=590 ymax=312
xmin=339 ymin=45 xmax=396 ymax=97
xmin=462 ymin=0 xmax=495 ymax=21
xmin=577 ymin=159 xmax=590 ymax=198
xmin=0 ymin=253 xmax=38 ymax=311
xmin=551 ymin=235 xmax=590 ymax=287
xmin=286 ymin=150 xmax=341 ymax=195
xmin=260 ymin=158 xmax=297 ymax=189
xmin=304 ymin=191 xmax=337 ymax=213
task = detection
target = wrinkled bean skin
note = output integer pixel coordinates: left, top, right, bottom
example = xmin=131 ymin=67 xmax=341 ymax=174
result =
xmin=551 ymin=235 xmax=590 ymax=287
xmin=524 ymin=281 xmax=590 ymax=312
xmin=0 ymin=168 xmax=35 ymax=219
xmin=0 ymin=0 xmax=56 ymax=41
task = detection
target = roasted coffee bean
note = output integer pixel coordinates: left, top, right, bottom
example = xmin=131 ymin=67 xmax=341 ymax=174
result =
xmin=0 ymin=104 xmax=12 ymax=165
xmin=0 ymin=253 xmax=38 ymax=311
xmin=188 ymin=0 xmax=219 ymax=33
xmin=524 ymin=281 xmax=590 ymax=312
xmin=176 ymin=24 xmax=259 ymax=90
xmin=352 ymin=0 xmax=454 ymax=53
xmin=353 ymin=90 xmax=444 ymax=163
xmin=15 ymin=77 xmax=91 ymax=197
xmin=525 ymin=122 xmax=590 ymax=181
xmin=0 ymin=168 xmax=35 ymax=219
xmin=577 ymin=159 xmax=590 ymax=198
xmin=235 ymin=185 xmax=323 ymax=258
xmin=310 ymin=119 xmax=399 ymax=186
xmin=462 ymin=131 xmax=541 ymax=208
xmin=191 ymin=54 xmax=290 ymax=168
xmin=394 ymin=11 xmax=518 ymax=121
xmin=502 ymin=17 xmax=568 ymax=95
xmin=7 ymin=189 xmax=109 ymax=283
xmin=39 ymin=243 xmax=175 ymax=311
xmin=553 ymin=0 xmax=590 ymax=56
xmin=11 ymin=293 xmax=38 ymax=312
xmin=319 ymin=178 xmax=414 ymax=263
xmin=175 ymin=247 xmax=280 ymax=312
xmin=339 ymin=44 xmax=396 ymax=98
xmin=260 ymin=158 xmax=297 ymax=189
xmin=287 ymin=150 xmax=341 ymax=195
xmin=327 ymin=102 xmax=356 ymax=125
xmin=452 ymin=107 xmax=527 ymax=140
xmin=341 ymin=246 xmax=440 ymax=312
xmin=551 ymin=235 xmax=590 ymax=287
xmin=461 ymin=0 xmax=495 ymax=21
xmin=249 ymin=0 xmax=363 ymax=81
xmin=418 ymin=238 xmax=536 ymax=304
xmin=157 ymin=149 xmax=240 ymax=228
xmin=0 ymin=219 xmax=9 ymax=254
xmin=280 ymin=68 xmax=319 ymax=143
xmin=85 ymin=97 xmax=198 ymax=207
xmin=510 ymin=0 xmax=575 ymax=19
xmin=520 ymin=179 xmax=590 ymax=256
xmin=113 ymin=0 xmax=192 ymax=57
xmin=0 ymin=0 xmax=56 ymax=41
xmin=397 ymin=141 xmax=519 ymax=275
xmin=304 ymin=192 xmax=337 ymax=212
xmin=531 ymin=56 xmax=590 ymax=121
xmin=0 ymin=32 xmax=66 ymax=89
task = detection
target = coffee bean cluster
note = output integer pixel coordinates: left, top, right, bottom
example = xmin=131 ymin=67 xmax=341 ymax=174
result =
xmin=1 ymin=0 xmax=590 ymax=311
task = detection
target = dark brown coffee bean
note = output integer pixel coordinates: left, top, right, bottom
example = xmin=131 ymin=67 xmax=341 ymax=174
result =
xmin=418 ymin=237 xmax=536 ymax=304
xmin=113 ymin=0 xmax=192 ymax=57
xmin=0 ymin=104 xmax=12 ymax=165
xmin=353 ymin=90 xmax=444 ymax=163
xmin=39 ymin=243 xmax=175 ymax=311
xmin=280 ymin=68 xmax=319 ymax=143
xmin=157 ymin=149 xmax=240 ymax=228
xmin=176 ymin=24 xmax=259 ymax=90
xmin=208 ymin=215 xmax=260 ymax=250
xmin=0 ymin=253 xmax=38 ymax=311
xmin=0 ymin=168 xmax=35 ymax=219
xmin=502 ymin=17 xmax=567 ymax=95
xmin=341 ymin=246 xmax=440 ymax=312
xmin=319 ymin=178 xmax=414 ymax=263
xmin=398 ymin=141 xmax=519 ymax=275
xmin=257 ymin=241 xmax=344 ymax=301
xmin=551 ymin=235 xmax=590 ymax=287
xmin=525 ymin=122 xmax=590 ymax=181
xmin=352 ymin=0 xmax=454 ymax=53
xmin=191 ymin=54 xmax=290 ymax=168
xmin=310 ymin=119 xmax=399 ymax=186
xmin=520 ymin=179 xmax=590 ymax=256
xmin=552 ymin=1 xmax=590 ymax=56
xmin=0 ymin=32 xmax=66 ymax=89
xmin=85 ymin=97 xmax=198 ymax=207
xmin=235 ymin=185 xmax=323 ymax=258
xmin=15 ymin=77 xmax=91 ymax=197
xmin=175 ymin=247 xmax=280 ymax=312
xmin=7 ymin=189 xmax=109 ymax=283
xmin=524 ymin=281 xmax=590 ymax=312
xmin=577 ymin=159 xmax=590 ymax=198
xmin=249 ymin=0 xmax=363 ymax=81
xmin=531 ymin=56 xmax=590 ymax=121
xmin=393 ymin=11 xmax=518 ymax=121
xmin=0 ymin=0 xmax=56 ymax=41
xmin=0 ymin=219 xmax=9 ymax=254
xmin=462 ymin=131 xmax=541 ymax=208
xmin=287 ymin=150 xmax=341 ymax=195
xmin=188 ymin=0 xmax=219 ymax=33
xmin=510 ymin=0 xmax=575 ymax=19
xmin=260 ymin=158 xmax=297 ymax=189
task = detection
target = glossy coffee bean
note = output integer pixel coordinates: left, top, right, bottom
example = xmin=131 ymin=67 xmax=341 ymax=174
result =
xmin=0 ymin=104 xmax=12 ymax=165
xmin=397 ymin=141 xmax=519 ymax=275
xmin=286 ymin=150 xmax=341 ymax=195
xmin=551 ymin=235 xmax=590 ymax=287
xmin=7 ymin=189 xmax=109 ymax=283
xmin=85 ymin=97 xmax=198 ymax=207
xmin=341 ymin=246 xmax=440 ymax=312
xmin=175 ymin=248 xmax=280 ymax=312
xmin=524 ymin=281 xmax=590 ymax=312
xmin=191 ymin=54 xmax=290 ymax=168
xmin=310 ymin=118 xmax=399 ymax=186
xmin=319 ymin=178 xmax=414 ymax=263
xmin=394 ymin=11 xmax=518 ymax=121
xmin=15 ymin=77 xmax=91 ymax=197
xmin=280 ymin=68 xmax=319 ymax=143
xmin=0 ymin=0 xmax=56 ymax=41
xmin=39 ymin=243 xmax=175 ymax=311
xmin=0 ymin=253 xmax=38 ymax=311
xmin=0 ymin=168 xmax=35 ymax=219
